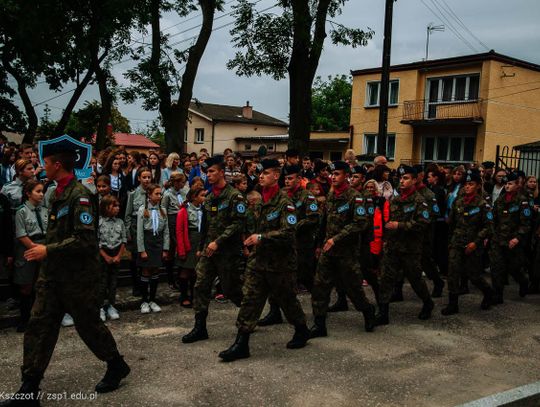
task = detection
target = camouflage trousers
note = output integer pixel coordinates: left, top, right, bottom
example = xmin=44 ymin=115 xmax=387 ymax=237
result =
xmin=379 ymin=246 xmax=430 ymax=304
xmin=489 ymin=244 xmax=528 ymax=293
xmin=311 ymin=253 xmax=372 ymax=317
xmin=447 ymin=246 xmax=491 ymax=294
xmin=237 ymin=264 xmax=306 ymax=333
xmin=421 ymin=226 xmax=441 ymax=282
xmin=23 ymin=275 xmax=119 ymax=379
xmin=193 ymin=253 xmax=243 ymax=313
xmin=296 ymin=246 xmax=316 ymax=291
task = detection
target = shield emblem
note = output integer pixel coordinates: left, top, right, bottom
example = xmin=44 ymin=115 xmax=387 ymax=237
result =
xmin=38 ymin=135 xmax=92 ymax=179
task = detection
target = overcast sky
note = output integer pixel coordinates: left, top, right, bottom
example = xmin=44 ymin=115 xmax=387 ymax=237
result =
xmin=13 ymin=0 xmax=540 ymax=133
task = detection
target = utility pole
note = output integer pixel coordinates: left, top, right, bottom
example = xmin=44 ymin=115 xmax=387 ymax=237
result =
xmin=377 ymin=0 xmax=395 ymax=157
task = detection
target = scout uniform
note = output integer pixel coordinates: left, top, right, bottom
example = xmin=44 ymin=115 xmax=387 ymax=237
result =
xmin=182 ymin=156 xmax=246 ymax=344
xmin=490 ymin=173 xmax=531 ymax=302
xmin=219 ymin=159 xmax=309 ymax=362
xmin=377 ymin=166 xmax=434 ymax=325
xmin=1 ymin=177 xmax=24 ymax=212
xmin=124 ymin=184 xmax=146 ymax=292
xmin=310 ymin=161 xmax=375 ymax=338
xmin=442 ymin=169 xmax=494 ymax=315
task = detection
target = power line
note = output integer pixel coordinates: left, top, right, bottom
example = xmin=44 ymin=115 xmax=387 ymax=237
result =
xmin=437 ymin=0 xmax=490 ymax=50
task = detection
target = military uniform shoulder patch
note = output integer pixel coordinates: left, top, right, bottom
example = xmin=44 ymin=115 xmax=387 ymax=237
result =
xmin=307 ymin=195 xmax=316 ymax=201
xmin=309 ymin=202 xmax=318 ymax=211
xmin=486 ymin=211 xmax=494 ymax=220
xmin=286 ymin=214 xmax=297 ymax=225
xmin=236 ymin=202 xmax=246 ymax=214
xmin=80 ymin=212 xmax=93 ymax=224
xmin=286 ymin=205 xmax=295 ymax=212
xmin=79 ymin=197 xmax=91 ymax=206
xmin=422 ymin=210 xmax=430 ymax=219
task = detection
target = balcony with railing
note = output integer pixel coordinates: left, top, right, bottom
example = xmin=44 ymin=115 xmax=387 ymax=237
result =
xmin=401 ymin=99 xmax=484 ymax=125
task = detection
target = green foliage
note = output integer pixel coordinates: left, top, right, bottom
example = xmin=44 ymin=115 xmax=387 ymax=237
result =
xmin=311 ymin=74 xmax=352 ymax=131
xmin=141 ymin=119 xmax=166 ymax=149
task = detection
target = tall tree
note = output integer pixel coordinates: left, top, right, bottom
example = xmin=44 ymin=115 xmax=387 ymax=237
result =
xmin=123 ymin=0 xmax=222 ymax=153
xmin=228 ymin=0 xmax=373 ymax=154
xmin=311 ymin=74 xmax=352 ymax=131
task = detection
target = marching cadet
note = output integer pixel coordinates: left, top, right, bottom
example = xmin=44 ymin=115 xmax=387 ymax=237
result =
xmin=124 ymin=167 xmax=153 ymax=296
xmin=309 ymin=161 xmax=376 ymax=339
xmin=414 ymin=165 xmax=445 ymax=298
xmin=2 ymin=144 xmax=129 ymax=406
xmin=258 ymin=164 xmax=320 ymax=326
xmin=182 ymin=155 xmax=246 ymax=344
xmin=441 ymin=169 xmax=494 ymax=315
xmin=376 ymin=165 xmax=434 ymax=325
xmin=161 ymin=171 xmax=188 ymax=290
xmin=219 ymin=159 xmax=309 ymax=362
xmin=490 ymin=172 xmax=531 ymax=303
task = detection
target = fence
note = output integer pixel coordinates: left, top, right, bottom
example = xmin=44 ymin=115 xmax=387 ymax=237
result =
xmin=496 ymin=145 xmax=540 ymax=178
xmin=402 ymin=99 xmax=484 ymax=122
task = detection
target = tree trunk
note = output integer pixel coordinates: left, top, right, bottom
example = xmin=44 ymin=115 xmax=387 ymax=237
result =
xmin=95 ymin=65 xmax=112 ymax=151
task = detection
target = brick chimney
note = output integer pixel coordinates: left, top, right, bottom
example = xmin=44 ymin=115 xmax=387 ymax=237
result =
xmin=242 ymin=101 xmax=253 ymax=120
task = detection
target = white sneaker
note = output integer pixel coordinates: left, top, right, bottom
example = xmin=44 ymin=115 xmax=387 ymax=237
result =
xmin=107 ymin=305 xmax=120 ymax=320
xmin=61 ymin=314 xmax=74 ymax=327
xmin=140 ymin=302 xmax=151 ymax=314
xmin=148 ymin=301 xmax=161 ymax=313
xmin=100 ymin=308 xmax=107 ymax=322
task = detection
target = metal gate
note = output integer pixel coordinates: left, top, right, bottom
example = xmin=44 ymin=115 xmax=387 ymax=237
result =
xmin=496 ymin=145 xmax=540 ymax=178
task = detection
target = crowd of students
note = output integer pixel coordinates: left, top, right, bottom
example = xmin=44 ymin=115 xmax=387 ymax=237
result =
xmin=1 ymin=137 xmax=539 ymax=335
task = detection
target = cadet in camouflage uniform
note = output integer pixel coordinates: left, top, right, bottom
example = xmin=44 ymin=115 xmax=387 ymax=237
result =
xmin=182 ymin=155 xmax=246 ymax=344
xmin=376 ymin=166 xmax=434 ymax=325
xmin=441 ymin=169 xmax=494 ymax=315
xmin=414 ymin=165 xmax=445 ymax=298
xmin=490 ymin=172 xmax=531 ymax=303
xmin=219 ymin=159 xmax=309 ymax=362
xmin=309 ymin=161 xmax=376 ymax=339
xmin=258 ymin=164 xmax=320 ymax=326
xmin=2 ymin=146 xmax=129 ymax=406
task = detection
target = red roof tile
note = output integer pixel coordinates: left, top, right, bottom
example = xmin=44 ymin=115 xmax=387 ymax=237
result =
xmin=112 ymin=133 xmax=159 ymax=148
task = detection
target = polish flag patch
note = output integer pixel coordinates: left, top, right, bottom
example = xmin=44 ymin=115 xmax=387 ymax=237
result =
xmin=80 ymin=197 xmax=91 ymax=206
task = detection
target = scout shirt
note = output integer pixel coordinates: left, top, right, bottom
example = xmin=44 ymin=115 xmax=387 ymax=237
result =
xmin=15 ymin=201 xmax=48 ymax=240
xmin=318 ymin=186 xmax=371 ymax=257
xmin=161 ymin=186 xmax=187 ymax=215
xmin=124 ymin=185 xmax=146 ymax=239
xmin=0 ymin=177 xmax=24 ymax=211
xmin=384 ymin=189 xmax=430 ymax=254
xmin=136 ymin=204 xmax=170 ymax=253
xmin=41 ymin=177 xmax=100 ymax=282
xmin=249 ymin=189 xmax=297 ymax=272
xmin=198 ymin=184 xmax=246 ymax=256
xmin=448 ymin=193 xmax=493 ymax=249
xmin=98 ymin=217 xmax=127 ymax=250
xmin=286 ymin=186 xmax=320 ymax=248
xmin=491 ymin=190 xmax=532 ymax=246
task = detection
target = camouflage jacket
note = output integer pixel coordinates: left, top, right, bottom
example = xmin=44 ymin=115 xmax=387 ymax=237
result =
xmin=384 ymin=190 xmax=430 ymax=253
xmin=42 ymin=177 xmax=100 ymax=282
xmin=199 ymin=184 xmax=246 ymax=256
xmin=249 ymin=189 xmax=297 ymax=272
xmin=491 ymin=191 xmax=532 ymax=246
xmin=448 ymin=193 xmax=493 ymax=249
xmin=285 ymin=186 xmax=320 ymax=248
xmin=319 ymin=187 xmax=371 ymax=256
xmin=416 ymin=185 xmax=441 ymax=224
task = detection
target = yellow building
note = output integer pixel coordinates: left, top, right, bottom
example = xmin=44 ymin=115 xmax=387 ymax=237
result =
xmin=350 ymin=51 xmax=540 ymax=167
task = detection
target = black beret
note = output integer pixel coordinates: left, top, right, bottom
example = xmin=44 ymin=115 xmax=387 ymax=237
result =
xmin=465 ymin=169 xmax=481 ymax=183
xmin=351 ymin=165 xmax=366 ymax=175
xmin=516 ymin=170 xmax=526 ymax=179
xmin=505 ymin=172 xmax=519 ymax=182
xmin=41 ymin=140 xmax=78 ymax=159
xmin=329 ymin=160 xmax=350 ymax=172
xmin=204 ymin=155 xmax=224 ymax=169
xmin=285 ymin=148 xmax=299 ymax=158
xmin=481 ymin=161 xmax=495 ymax=169
xmin=398 ymin=165 xmax=417 ymax=176
xmin=282 ymin=164 xmax=301 ymax=175
xmin=261 ymin=158 xmax=281 ymax=170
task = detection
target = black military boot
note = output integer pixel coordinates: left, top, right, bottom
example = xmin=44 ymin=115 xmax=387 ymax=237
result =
xmin=375 ymin=303 xmax=389 ymax=326
xmin=441 ymin=294 xmax=459 ymax=316
xmin=362 ymin=304 xmax=376 ymax=332
xmin=493 ymin=288 xmax=504 ymax=305
xmin=95 ymin=354 xmax=130 ymax=393
xmin=286 ymin=324 xmax=310 ymax=349
xmin=257 ymin=303 xmax=283 ymax=326
xmin=327 ymin=291 xmax=348 ymax=312
xmin=309 ymin=316 xmax=327 ymax=338
xmin=219 ymin=331 xmax=250 ymax=362
xmin=519 ymin=279 xmax=529 ymax=298
xmin=418 ymin=299 xmax=434 ymax=320
xmin=431 ymin=278 xmax=445 ymax=298
xmin=480 ymin=288 xmax=493 ymax=310
xmin=0 ymin=376 xmax=41 ymax=406
xmin=182 ymin=312 xmax=209 ymax=343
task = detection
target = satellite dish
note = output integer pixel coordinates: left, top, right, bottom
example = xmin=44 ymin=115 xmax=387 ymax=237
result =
xmin=257 ymin=145 xmax=267 ymax=157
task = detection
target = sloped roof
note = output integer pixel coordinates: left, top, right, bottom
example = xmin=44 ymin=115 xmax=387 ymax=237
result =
xmin=189 ymin=102 xmax=288 ymax=127
xmin=113 ymin=133 xmax=159 ymax=148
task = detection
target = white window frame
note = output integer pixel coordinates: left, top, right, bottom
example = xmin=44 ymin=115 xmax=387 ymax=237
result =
xmin=195 ymin=128 xmax=204 ymax=144
xmin=422 ymin=135 xmax=475 ymax=163
xmin=426 ymin=73 xmax=480 ymax=103
xmin=183 ymin=127 xmax=188 ymax=143
xmin=365 ymin=79 xmax=400 ymax=107
xmin=363 ymin=133 xmax=396 ymax=160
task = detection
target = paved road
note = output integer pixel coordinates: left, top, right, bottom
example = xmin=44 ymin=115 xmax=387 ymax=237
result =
xmin=0 ymin=284 xmax=539 ymax=407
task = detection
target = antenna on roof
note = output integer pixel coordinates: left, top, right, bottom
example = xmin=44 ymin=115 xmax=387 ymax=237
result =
xmin=425 ymin=23 xmax=445 ymax=61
